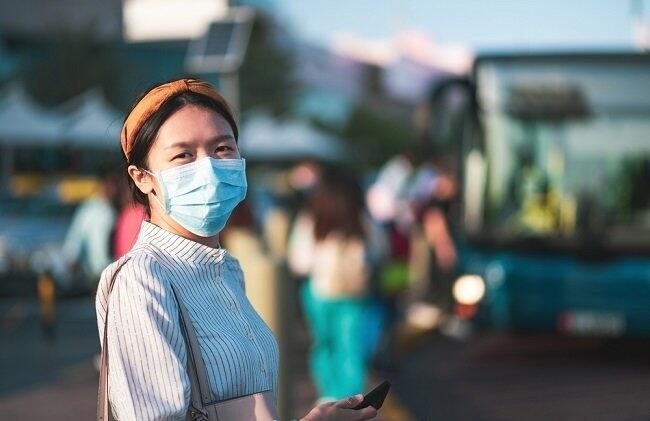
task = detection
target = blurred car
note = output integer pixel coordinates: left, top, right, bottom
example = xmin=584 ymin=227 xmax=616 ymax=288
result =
xmin=0 ymin=188 xmax=79 ymax=296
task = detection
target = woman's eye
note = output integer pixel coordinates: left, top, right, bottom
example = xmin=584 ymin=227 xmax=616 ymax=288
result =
xmin=173 ymin=152 xmax=192 ymax=160
xmin=216 ymin=146 xmax=238 ymax=156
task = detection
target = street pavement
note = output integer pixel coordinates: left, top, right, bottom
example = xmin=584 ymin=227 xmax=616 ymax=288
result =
xmin=3 ymin=297 xmax=649 ymax=420
xmin=0 ymin=297 xmax=99 ymax=419
xmin=0 ymin=297 xmax=409 ymax=420
xmin=387 ymin=326 xmax=650 ymax=420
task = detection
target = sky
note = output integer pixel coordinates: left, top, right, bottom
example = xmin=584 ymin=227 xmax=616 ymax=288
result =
xmin=273 ymin=0 xmax=648 ymax=52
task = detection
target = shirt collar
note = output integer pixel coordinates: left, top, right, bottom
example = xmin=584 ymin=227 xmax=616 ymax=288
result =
xmin=136 ymin=221 xmax=227 ymax=265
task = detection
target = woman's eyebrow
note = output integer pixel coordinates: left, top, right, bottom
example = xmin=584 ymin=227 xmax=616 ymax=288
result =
xmin=165 ymin=141 xmax=193 ymax=150
xmin=165 ymin=134 xmax=235 ymax=150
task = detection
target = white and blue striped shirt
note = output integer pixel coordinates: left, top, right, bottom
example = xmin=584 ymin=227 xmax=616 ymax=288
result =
xmin=96 ymin=221 xmax=279 ymax=420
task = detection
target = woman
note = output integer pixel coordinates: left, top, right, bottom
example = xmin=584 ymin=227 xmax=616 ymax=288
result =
xmin=288 ymin=172 xmax=386 ymax=403
xmin=95 ymin=79 xmax=378 ymax=420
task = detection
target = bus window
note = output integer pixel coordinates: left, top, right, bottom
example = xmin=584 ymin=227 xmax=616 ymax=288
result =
xmin=472 ymin=58 xmax=650 ymax=251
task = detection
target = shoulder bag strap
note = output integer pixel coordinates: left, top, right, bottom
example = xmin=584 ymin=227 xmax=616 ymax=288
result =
xmin=97 ymin=258 xmax=131 ymax=421
xmin=168 ymin=283 xmax=215 ymax=419
xmin=96 ymin=258 xmax=214 ymax=421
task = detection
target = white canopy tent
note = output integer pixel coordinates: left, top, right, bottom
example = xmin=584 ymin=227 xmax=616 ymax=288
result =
xmin=0 ymin=84 xmax=65 ymax=145
xmin=239 ymin=113 xmax=345 ymax=162
xmin=60 ymin=88 xmax=123 ymax=149
xmin=0 ymin=84 xmax=67 ymax=185
xmin=0 ymin=85 xmax=124 ymax=186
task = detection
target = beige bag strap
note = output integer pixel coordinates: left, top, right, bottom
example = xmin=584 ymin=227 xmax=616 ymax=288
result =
xmin=168 ymin=284 xmax=215 ymax=418
xmin=171 ymin=283 xmax=279 ymax=421
xmin=98 ymin=260 xmax=267 ymax=421
xmin=97 ymin=258 xmax=131 ymax=421
xmin=96 ymin=257 xmax=215 ymax=421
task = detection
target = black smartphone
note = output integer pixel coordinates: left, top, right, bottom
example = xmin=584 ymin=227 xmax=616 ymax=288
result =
xmin=353 ymin=381 xmax=391 ymax=410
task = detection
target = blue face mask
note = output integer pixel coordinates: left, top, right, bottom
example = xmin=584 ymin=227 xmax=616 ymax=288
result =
xmin=146 ymin=157 xmax=247 ymax=237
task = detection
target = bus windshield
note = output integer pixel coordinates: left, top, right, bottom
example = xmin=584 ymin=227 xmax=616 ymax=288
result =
xmin=474 ymin=58 xmax=650 ymax=251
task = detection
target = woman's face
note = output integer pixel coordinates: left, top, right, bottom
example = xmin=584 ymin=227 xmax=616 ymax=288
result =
xmin=147 ymin=104 xmax=239 ymax=172
xmin=128 ymin=104 xmax=240 ymax=241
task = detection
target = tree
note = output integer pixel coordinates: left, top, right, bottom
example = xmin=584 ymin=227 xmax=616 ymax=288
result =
xmin=312 ymin=103 xmax=418 ymax=170
xmin=239 ymin=12 xmax=297 ymax=117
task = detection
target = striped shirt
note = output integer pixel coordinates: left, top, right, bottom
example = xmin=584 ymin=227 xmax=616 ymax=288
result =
xmin=96 ymin=221 xmax=279 ymax=420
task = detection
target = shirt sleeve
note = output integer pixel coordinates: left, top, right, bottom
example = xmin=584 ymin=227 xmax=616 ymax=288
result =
xmin=287 ymin=213 xmax=315 ymax=277
xmin=62 ymin=202 xmax=87 ymax=264
xmin=88 ymin=205 xmax=116 ymax=277
xmin=105 ymin=253 xmax=190 ymax=421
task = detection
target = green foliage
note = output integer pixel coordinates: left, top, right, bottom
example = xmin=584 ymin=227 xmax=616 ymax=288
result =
xmin=239 ymin=13 xmax=297 ymax=117
xmin=313 ymin=104 xmax=417 ymax=169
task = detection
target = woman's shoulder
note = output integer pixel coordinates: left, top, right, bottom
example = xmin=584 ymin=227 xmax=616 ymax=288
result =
xmin=96 ymin=245 xmax=173 ymax=320
xmin=103 ymin=242 xmax=160 ymax=275
xmin=98 ymin=244 xmax=170 ymax=296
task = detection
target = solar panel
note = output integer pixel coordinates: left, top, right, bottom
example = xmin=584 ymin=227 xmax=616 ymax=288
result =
xmin=204 ymin=22 xmax=236 ymax=56
xmin=185 ymin=6 xmax=254 ymax=74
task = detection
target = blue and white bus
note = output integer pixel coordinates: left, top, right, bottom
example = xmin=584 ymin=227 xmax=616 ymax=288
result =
xmin=430 ymin=53 xmax=650 ymax=337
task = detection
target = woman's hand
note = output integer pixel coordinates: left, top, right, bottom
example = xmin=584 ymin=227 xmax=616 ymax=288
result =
xmin=301 ymin=394 xmax=378 ymax=420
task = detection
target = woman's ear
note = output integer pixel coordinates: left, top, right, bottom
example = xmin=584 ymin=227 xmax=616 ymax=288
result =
xmin=127 ymin=165 xmax=154 ymax=195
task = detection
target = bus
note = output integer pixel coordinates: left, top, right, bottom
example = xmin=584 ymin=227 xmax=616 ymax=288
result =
xmin=429 ymin=53 xmax=650 ymax=337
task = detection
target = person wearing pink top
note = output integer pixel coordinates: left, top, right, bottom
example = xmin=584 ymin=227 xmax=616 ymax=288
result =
xmin=112 ymin=203 xmax=147 ymax=259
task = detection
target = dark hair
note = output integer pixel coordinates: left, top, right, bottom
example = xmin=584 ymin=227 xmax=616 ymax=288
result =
xmin=308 ymin=171 xmax=365 ymax=241
xmin=124 ymin=82 xmax=238 ymax=215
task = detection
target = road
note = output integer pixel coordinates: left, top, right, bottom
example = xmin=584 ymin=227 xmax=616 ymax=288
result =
xmin=0 ymin=297 xmax=342 ymax=420
xmin=0 ymin=297 xmax=99 ymax=419
xmin=386 ymin=326 xmax=650 ymax=420
xmin=2 ymin=298 xmax=650 ymax=420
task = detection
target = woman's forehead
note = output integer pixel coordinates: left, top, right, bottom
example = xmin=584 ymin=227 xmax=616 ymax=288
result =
xmin=155 ymin=105 xmax=234 ymax=148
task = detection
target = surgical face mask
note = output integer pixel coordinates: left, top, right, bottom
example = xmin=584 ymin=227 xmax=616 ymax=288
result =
xmin=145 ymin=157 xmax=247 ymax=237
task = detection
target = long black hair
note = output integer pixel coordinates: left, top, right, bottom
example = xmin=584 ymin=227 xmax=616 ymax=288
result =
xmin=308 ymin=171 xmax=365 ymax=241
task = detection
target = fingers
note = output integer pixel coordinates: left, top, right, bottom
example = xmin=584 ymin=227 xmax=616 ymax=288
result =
xmin=355 ymin=406 xmax=378 ymax=420
xmin=335 ymin=394 xmax=364 ymax=409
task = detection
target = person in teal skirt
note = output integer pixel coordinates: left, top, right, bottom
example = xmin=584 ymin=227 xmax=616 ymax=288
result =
xmin=289 ymin=171 xmax=386 ymax=401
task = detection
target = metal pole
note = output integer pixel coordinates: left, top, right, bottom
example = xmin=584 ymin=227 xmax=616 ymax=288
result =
xmin=277 ymin=261 xmax=293 ymax=420
xmin=220 ymin=71 xmax=240 ymax=120
xmin=261 ymin=209 xmax=293 ymax=420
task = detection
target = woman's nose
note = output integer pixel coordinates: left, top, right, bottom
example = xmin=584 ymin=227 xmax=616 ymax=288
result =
xmin=196 ymin=149 xmax=213 ymax=160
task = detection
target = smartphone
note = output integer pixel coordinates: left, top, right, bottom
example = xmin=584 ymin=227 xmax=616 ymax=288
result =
xmin=353 ymin=381 xmax=391 ymax=410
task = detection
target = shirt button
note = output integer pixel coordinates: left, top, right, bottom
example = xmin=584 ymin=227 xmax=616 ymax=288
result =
xmin=247 ymin=332 xmax=254 ymax=340
xmin=229 ymin=301 xmax=236 ymax=310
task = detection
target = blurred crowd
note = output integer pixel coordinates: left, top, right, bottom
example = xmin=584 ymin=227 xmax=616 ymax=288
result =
xmin=56 ymin=146 xmax=460 ymax=403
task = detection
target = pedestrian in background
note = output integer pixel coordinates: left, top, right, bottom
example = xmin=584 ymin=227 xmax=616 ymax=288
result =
xmin=365 ymin=151 xmax=417 ymax=368
xmin=62 ymin=173 xmax=119 ymax=291
xmin=112 ymin=177 xmax=147 ymax=260
xmin=416 ymin=162 xmax=458 ymax=311
xmin=289 ymin=171 xmax=386 ymax=403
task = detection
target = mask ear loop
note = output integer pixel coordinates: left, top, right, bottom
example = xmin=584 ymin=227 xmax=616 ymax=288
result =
xmin=141 ymin=168 xmax=168 ymax=214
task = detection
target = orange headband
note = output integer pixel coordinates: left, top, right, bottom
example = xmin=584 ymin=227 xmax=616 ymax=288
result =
xmin=121 ymin=78 xmax=233 ymax=161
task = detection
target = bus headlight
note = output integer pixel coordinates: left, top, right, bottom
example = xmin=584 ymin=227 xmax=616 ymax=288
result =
xmin=452 ymin=275 xmax=486 ymax=305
